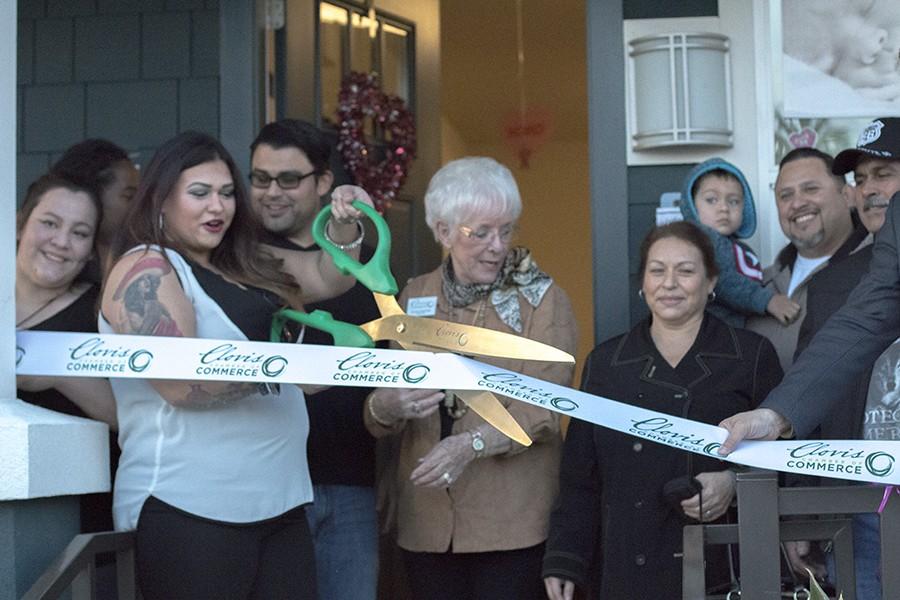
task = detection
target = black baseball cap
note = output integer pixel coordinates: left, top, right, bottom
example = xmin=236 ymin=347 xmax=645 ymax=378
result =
xmin=833 ymin=118 xmax=900 ymax=175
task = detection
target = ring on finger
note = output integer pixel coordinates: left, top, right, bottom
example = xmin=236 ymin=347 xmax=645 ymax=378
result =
xmin=442 ymin=472 xmax=452 ymax=485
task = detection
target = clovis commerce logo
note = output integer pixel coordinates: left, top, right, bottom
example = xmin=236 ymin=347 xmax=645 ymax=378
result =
xmin=332 ymin=351 xmax=430 ymax=385
xmin=196 ymin=343 xmax=288 ymax=379
xmin=628 ymin=417 xmax=710 ymax=453
xmin=476 ymin=372 xmax=579 ymax=411
xmin=786 ymin=442 xmax=895 ymax=479
xmin=67 ymin=337 xmax=153 ymax=374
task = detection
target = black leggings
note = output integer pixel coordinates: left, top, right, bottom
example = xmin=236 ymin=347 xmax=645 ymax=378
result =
xmin=136 ymin=496 xmax=317 ymax=600
xmin=403 ymin=543 xmax=545 ymax=600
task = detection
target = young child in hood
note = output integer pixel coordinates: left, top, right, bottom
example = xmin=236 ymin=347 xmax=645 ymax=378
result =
xmin=680 ymin=158 xmax=800 ymax=327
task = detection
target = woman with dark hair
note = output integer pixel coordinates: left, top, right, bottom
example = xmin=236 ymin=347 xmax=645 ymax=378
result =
xmin=51 ymin=138 xmax=139 ymax=276
xmin=16 ymin=173 xmax=118 ymax=534
xmin=16 ymin=174 xmax=116 ymax=426
xmin=542 ymin=221 xmax=783 ymax=599
xmin=99 ymin=131 xmax=371 ymax=599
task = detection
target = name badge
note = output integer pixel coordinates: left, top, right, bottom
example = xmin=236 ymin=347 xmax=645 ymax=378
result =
xmin=407 ymin=296 xmax=438 ymax=317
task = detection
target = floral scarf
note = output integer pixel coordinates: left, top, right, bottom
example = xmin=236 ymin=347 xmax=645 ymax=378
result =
xmin=441 ymin=246 xmax=553 ymax=333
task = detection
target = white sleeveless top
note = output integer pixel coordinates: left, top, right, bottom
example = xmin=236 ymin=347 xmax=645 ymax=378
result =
xmin=99 ymin=247 xmax=312 ymax=530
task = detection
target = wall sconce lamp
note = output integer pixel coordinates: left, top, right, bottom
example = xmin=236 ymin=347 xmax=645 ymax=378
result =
xmin=627 ymin=32 xmax=733 ymax=151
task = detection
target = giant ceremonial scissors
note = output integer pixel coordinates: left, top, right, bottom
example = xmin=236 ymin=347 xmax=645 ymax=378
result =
xmin=270 ymin=201 xmax=575 ymax=447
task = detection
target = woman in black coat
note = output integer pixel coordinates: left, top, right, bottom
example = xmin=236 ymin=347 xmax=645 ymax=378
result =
xmin=542 ymin=221 xmax=783 ymax=599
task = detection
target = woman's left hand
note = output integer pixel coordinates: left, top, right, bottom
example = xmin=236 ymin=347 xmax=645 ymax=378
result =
xmin=410 ymin=433 xmax=475 ymax=488
xmin=680 ymin=470 xmax=736 ymax=522
xmin=329 ymin=185 xmax=374 ymax=224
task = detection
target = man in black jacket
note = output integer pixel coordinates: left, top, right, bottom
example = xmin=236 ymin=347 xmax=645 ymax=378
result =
xmin=745 ymin=148 xmax=862 ymax=371
xmin=722 ymin=118 xmax=900 ymax=600
xmin=793 ymin=119 xmax=900 ymax=407
xmin=250 ymin=119 xmax=381 ymax=600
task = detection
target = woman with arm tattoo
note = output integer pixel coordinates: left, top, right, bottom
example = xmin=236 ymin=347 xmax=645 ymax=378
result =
xmin=99 ymin=131 xmax=372 ymax=599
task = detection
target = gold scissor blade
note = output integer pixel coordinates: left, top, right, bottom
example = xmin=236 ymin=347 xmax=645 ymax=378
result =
xmin=373 ymin=292 xmax=404 ymax=316
xmin=362 ymin=315 xmax=575 ymax=363
xmin=451 ymin=389 xmax=532 ymax=447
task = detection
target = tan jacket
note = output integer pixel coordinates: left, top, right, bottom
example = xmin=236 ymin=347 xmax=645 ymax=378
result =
xmin=365 ymin=266 xmax=578 ymax=553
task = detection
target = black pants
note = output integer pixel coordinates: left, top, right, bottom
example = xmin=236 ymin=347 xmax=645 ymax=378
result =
xmin=403 ymin=543 xmax=545 ymax=600
xmin=136 ymin=496 xmax=316 ymax=600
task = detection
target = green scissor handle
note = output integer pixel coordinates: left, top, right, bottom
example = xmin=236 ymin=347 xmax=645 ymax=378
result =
xmin=312 ymin=200 xmax=398 ymax=295
xmin=270 ymin=308 xmax=375 ymax=348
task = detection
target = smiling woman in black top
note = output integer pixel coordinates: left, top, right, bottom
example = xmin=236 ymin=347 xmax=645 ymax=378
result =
xmin=15 ymin=174 xmax=119 ymax=536
xmin=15 ymin=174 xmax=117 ymax=427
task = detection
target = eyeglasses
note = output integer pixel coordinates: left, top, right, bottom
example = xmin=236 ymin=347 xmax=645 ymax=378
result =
xmin=249 ymin=169 xmax=319 ymax=190
xmin=458 ymin=223 xmax=516 ymax=246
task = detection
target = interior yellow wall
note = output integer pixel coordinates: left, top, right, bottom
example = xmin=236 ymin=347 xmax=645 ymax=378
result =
xmin=440 ymin=115 xmax=468 ymax=163
xmin=439 ymin=0 xmax=592 ymax=380
xmin=441 ymin=139 xmax=594 ymax=376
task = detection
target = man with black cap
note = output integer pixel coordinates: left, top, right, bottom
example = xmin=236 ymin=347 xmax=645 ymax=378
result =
xmin=775 ymin=118 xmax=900 ymax=599
xmin=718 ymin=118 xmax=900 ymax=599
xmin=797 ymin=118 xmax=900 ymax=353
xmin=838 ymin=118 xmax=900 ymax=235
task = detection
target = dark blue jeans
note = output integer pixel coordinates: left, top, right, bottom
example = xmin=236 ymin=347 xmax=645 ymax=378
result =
xmin=827 ymin=512 xmax=882 ymax=600
xmin=306 ymin=484 xmax=378 ymax=600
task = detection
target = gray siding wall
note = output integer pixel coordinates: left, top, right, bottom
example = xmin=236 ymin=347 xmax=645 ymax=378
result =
xmin=627 ymin=164 xmax=696 ymax=325
xmin=16 ymin=0 xmax=220 ymax=203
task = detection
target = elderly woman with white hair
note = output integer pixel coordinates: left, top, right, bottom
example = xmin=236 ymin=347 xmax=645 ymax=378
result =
xmin=364 ymin=157 xmax=578 ymax=600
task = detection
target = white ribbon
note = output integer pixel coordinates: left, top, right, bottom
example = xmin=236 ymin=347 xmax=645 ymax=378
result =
xmin=15 ymin=330 xmax=900 ymax=485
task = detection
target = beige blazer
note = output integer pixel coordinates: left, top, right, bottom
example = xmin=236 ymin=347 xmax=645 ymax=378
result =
xmin=365 ymin=266 xmax=578 ymax=553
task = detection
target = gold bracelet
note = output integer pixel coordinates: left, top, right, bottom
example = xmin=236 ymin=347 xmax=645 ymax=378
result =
xmin=367 ymin=393 xmax=393 ymax=427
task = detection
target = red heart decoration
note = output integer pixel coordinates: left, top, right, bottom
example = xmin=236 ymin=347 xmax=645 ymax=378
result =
xmin=336 ymin=72 xmax=417 ymax=212
xmin=788 ymin=127 xmax=817 ymax=149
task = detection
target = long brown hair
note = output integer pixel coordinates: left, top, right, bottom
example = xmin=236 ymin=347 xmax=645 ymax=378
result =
xmin=111 ymin=131 xmax=301 ymax=306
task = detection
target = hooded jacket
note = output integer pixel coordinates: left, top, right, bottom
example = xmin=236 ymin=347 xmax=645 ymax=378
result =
xmin=681 ymin=157 xmax=757 ymax=239
xmin=680 ymin=158 xmax=773 ymax=326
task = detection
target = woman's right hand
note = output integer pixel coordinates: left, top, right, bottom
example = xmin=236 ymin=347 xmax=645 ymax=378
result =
xmin=766 ymin=293 xmax=801 ymax=325
xmin=544 ymin=576 xmax=575 ymax=600
xmin=369 ymin=388 xmax=444 ymax=425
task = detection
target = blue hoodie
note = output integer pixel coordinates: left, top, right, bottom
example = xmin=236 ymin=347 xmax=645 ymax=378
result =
xmin=681 ymin=157 xmax=756 ymax=239
xmin=680 ymin=158 xmax=773 ymax=325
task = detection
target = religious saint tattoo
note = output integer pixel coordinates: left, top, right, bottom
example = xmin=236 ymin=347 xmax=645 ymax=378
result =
xmin=112 ymin=256 xmax=183 ymax=336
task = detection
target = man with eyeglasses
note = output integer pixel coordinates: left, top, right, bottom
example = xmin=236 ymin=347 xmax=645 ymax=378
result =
xmin=250 ymin=119 xmax=381 ymax=600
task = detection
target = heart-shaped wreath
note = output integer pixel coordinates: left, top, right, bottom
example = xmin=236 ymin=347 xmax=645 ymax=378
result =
xmin=336 ymin=72 xmax=417 ymax=212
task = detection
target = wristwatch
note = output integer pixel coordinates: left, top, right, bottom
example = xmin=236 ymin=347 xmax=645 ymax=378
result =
xmin=469 ymin=429 xmax=485 ymax=458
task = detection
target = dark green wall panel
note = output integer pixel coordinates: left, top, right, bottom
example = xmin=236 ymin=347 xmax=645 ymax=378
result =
xmin=623 ymin=0 xmax=717 ymax=20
